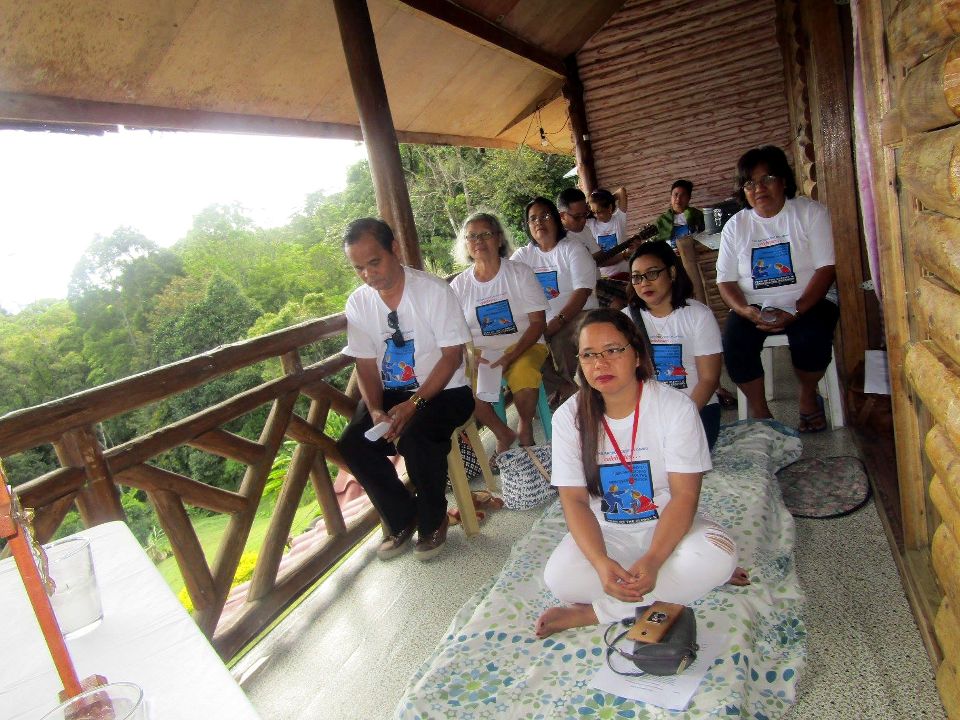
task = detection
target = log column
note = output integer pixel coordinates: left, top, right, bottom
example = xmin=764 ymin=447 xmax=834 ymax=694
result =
xmin=53 ymin=426 xmax=124 ymax=526
xmin=333 ymin=0 xmax=423 ymax=269
xmin=562 ymin=55 xmax=597 ymax=194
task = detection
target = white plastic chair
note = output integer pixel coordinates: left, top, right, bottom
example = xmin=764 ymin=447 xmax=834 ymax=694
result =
xmin=736 ymin=334 xmax=844 ymax=428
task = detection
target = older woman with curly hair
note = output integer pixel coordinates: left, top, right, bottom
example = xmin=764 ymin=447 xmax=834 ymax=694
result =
xmin=716 ymin=145 xmax=839 ymax=432
xmin=451 ymin=212 xmax=549 ymax=451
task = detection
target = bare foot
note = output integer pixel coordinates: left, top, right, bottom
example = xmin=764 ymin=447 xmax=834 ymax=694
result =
xmin=727 ymin=566 xmax=751 ymax=586
xmin=495 ymin=428 xmax=518 ymax=454
xmin=535 ymin=604 xmax=598 ymax=638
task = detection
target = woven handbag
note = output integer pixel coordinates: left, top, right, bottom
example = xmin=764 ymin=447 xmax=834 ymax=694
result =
xmin=456 ymin=431 xmax=482 ymax=480
xmin=497 ymin=444 xmax=555 ymax=510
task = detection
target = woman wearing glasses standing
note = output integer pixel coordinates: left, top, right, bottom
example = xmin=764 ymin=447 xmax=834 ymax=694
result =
xmin=716 ymin=145 xmax=839 ymax=432
xmin=536 ymin=309 xmax=741 ymax=637
xmin=511 ymin=197 xmax=599 ymax=407
xmin=451 ymin=212 xmax=548 ymax=451
xmin=625 ymin=240 xmax=723 ymax=449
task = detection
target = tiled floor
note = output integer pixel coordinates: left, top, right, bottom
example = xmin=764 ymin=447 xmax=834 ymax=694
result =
xmin=238 ymin=350 xmax=945 ymax=719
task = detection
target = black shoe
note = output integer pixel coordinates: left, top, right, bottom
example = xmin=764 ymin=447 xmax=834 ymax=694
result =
xmin=376 ymin=521 xmax=416 ymax=560
xmin=414 ymin=515 xmax=449 ymax=561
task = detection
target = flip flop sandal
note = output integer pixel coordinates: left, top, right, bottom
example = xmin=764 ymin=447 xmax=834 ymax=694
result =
xmin=471 ymin=490 xmax=505 ymax=510
xmin=798 ymin=395 xmax=827 ymax=433
xmin=447 ymin=508 xmax=486 ymax=526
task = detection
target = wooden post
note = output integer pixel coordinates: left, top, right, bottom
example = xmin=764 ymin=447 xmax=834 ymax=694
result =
xmin=53 ymin=426 xmax=124 ymax=526
xmin=800 ymin=0 xmax=867 ymax=397
xmin=562 ymin=55 xmax=597 ymax=194
xmin=333 ymin=0 xmax=423 ymax=269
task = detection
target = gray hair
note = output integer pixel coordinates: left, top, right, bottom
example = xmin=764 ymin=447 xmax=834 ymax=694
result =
xmin=453 ymin=211 xmax=514 ymax=266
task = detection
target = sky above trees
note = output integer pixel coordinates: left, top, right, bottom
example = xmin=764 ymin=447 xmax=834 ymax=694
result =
xmin=0 ymin=129 xmax=367 ymax=312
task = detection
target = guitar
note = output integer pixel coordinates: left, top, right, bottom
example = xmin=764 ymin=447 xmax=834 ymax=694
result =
xmin=593 ymin=223 xmax=658 ymax=265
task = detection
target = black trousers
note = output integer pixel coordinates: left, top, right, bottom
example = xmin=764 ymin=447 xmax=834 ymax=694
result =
xmin=336 ymin=386 xmax=474 ymax=536
xmin=722 ymin=299 xmax=840 ymax=384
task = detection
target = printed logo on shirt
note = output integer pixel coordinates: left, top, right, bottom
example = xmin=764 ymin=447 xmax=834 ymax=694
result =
xmin=535 ymin=270 xmax=561 ymax=300
xmin=597 ymin=233 xmax=618 ymax=252
xmin=476 ymin=299 xmax=518 ymax=336
xmin=598 ymin=460 xmax=658 ymax=524
xmin=651 ymin=343 xmax=687 ymax=389
xmin=381 ymin=338 xmax=419 ymax=390
xmin=751 ymin=243 xmax=796 ymax=289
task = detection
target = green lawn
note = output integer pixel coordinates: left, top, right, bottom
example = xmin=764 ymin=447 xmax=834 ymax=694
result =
xmin=156 ymin=499 xmax=323 ymax=595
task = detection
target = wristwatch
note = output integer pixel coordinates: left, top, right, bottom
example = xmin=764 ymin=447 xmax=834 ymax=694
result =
xmin=410 ymin=393 xmax=427 ymax=410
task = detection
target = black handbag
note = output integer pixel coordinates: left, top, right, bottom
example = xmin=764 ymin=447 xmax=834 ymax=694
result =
xmin=603 ymin=604 xmax=699 ymax=676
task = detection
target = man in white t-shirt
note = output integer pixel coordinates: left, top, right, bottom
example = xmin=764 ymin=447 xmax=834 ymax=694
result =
xmin=337 ymin=218 xmax=474 ymax=562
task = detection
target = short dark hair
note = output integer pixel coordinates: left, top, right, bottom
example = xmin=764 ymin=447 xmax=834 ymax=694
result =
xmin=671 ymin=179 xmax=693 ymax=195
xmin=733 ymin=145 xmax=798 ymax=206
xmin=343 ymin=217 xmax=394 ymax=251
xmin=523 ymin=197 xmax=568 ymax=245
xmin=557 ymin=187 xmax=587 ymax=212
xmin=589 ymin=188 xmax=616 ymax=209
xmin=627 ymin=240 xmax=694 ymax=311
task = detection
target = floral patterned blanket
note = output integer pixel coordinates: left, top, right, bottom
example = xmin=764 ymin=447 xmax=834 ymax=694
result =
xmin=395 ymin=421 xmax=805 ymax=719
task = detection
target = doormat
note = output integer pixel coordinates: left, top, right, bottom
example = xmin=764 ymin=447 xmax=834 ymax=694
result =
xmin=775 ymin=455 xmax=871 ymax=519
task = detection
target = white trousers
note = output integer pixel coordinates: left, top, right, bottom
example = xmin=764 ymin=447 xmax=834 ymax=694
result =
xmin=543 ymin=514 xmax=738 ymax=623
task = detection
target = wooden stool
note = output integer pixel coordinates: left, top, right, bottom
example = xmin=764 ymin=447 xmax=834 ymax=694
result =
xmin=447 ymin=417 xmax=497 ymax=537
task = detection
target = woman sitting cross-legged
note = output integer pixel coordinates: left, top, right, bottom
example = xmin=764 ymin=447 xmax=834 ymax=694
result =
xmin=624 ymin=240 xmax=723 ymax=449
xmin=450 ymin=212 xmax=549 ymax=451
xmin=536 ymin=309 xmax=744 ymax=638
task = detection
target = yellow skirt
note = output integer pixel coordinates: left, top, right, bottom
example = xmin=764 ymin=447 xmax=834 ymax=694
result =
xmin=500 ymin=343 xmax=549 ymax=394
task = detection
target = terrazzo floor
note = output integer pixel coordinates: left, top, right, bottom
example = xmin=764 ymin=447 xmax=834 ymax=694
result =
xmin=238 ymin=350 xmax=945 ymax=719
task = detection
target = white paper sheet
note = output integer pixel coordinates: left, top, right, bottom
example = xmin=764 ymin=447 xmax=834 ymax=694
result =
xmin=364 ymin=421 xmax=392 ymax=441
xmin=864 ymin=349 xmax=891 ymax=395
xmin=476 ymin=350 xmax=503 ymax=403
xmin=694 ymin=233 xmax=722 ymax=251
xmin=590 ymin=625 xmax=726 ymax=711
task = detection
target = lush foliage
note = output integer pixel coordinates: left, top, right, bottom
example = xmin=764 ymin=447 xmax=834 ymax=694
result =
xmin=0 ymin=143 xmax=572 ymax=552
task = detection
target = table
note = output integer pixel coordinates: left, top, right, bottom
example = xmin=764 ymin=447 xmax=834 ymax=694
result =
xmin=0 ymin=521 xmax=262 ymax=720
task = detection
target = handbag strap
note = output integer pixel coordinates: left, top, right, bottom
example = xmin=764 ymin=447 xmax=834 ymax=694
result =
xmin=603 ymin=620 xmax=647 ymax=678
xmin=523 ymin=446 xmax=550 ymax=483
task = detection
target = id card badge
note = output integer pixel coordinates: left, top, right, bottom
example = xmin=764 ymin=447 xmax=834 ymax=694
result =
xmin=381 ymin=338 xmax=419 ymax=389
xmin=476 ymin=299 xmax=518 ymax=336
xmin=598 ymin=460 xmax=658 ymax=523
xmin=751 ymin=242 xmax=797 ymax=290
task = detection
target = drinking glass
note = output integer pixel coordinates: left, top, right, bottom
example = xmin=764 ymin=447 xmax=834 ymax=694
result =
xmin=45 ymin=537 xmax=104 ymax=638
xmin=39 ymin=682 xmax=146 ymax=720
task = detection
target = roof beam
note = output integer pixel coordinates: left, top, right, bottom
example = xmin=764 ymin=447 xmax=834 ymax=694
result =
xmin=393 ymin=0 xmax=566 ymax=77
xmin=0 ymin=91 xmax=542 ymax=151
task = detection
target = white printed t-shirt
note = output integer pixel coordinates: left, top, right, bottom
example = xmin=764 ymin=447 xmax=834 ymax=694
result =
xmin=622 ymin=300 xmax=722 ymax=406
xmin=510 ymin=239 xmax=599 ymax=322
xmin=587 ymin=208 xmax=629 ymax=277
xmin=551 ymin=381 xmax=711 ymax=531
xmin=716 ymin=196 xmax=837 ymax=312
xmin=343 ymin=266 xmax=471 ymax=391
xmin=563 ymin=226 xmax=601 ymax=282
xmin=450 ymin=259 xmax=548 ymax=352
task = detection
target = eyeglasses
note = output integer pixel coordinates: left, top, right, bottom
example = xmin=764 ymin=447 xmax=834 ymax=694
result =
xmin=563 ymin=211 xmax=590 ymax=221
xmin=742 ymin=175 xmax=779 ymax=192
xmin=630 ymin=267 xmax=666 ymax=284
xmin=386 ymin=310 xmax=405 ymax=347
xmin=527 ymin=213 xmax=553 ymax=225
xmin=578 ymin=346 xmax=628 ymax=363
xmin=465 ymin=230 xmax=496 ymax=242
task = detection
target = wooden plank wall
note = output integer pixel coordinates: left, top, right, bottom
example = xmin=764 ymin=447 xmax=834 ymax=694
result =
xmin=576 ymin=0 xmax=792 ymax=226
xmin=860 ymin=0 xmax=960 ymax=716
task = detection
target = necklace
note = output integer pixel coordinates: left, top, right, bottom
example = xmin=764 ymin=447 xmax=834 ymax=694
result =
xmin=645 ymin=310 xmax=672 ymax=340
xmin=600 ymin=383 xmax=643 ymax=484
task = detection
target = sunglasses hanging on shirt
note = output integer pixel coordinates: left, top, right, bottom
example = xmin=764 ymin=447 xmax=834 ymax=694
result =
xmin=387 ymin=310 xmax=406 ymax=347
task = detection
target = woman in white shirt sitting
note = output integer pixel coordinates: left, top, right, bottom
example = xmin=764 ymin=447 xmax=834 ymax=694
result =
xmin=624 ymin=240 xmax=723 ymax=449
xmin=536 ymin=309 xmax=742 ymax=638
xmin=451 ymin=212 xmax=548 ymax=451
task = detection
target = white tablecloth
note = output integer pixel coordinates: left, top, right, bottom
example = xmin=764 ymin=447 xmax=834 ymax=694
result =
xmin=0 ymin=521 xmax=262 ymax=720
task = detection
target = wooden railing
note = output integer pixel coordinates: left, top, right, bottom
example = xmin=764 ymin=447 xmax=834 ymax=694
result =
xmin=0 ymin=314 xmax=378 ymax=660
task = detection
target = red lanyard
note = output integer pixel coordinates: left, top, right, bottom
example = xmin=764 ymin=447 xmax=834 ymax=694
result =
xmin=600 ymin=383 xmax=643 ymax=483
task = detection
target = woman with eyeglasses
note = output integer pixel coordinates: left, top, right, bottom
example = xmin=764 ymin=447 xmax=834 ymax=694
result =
xmin=625 ymin=240 xmax=722 ymax=449
xmin=716 ymin=145 xmax=839 ymax=433
xmin=451 ymin=212 xmax=549 ymax=451
xmin=535 ymin=308 xmax=742 ymax=638
xmin=511 ymin=197 xmax=599 ymax=407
